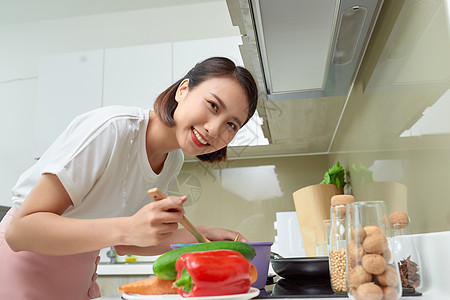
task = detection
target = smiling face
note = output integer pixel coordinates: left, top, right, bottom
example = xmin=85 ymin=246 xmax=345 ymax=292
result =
xmin=172 ymin=77 xmax=249 ymax=157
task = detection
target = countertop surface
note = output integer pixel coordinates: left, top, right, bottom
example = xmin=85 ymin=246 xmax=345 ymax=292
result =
xmin=95 ymin=293 xmax=442 ymax=300
xmin=94 ymin=231 xmax=450 ymax=300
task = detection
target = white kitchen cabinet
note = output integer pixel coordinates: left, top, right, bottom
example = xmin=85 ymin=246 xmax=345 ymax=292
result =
xmin=33 ymin=36 xmax=254 ymax=159
xmin=173 ymin=36 xmax=243 ymax=80
xmin=103 ymin=43 xmax=172 ymax=109
xmin=32 ymin=44 xmax=171 ymax=159
xmin=33 ymin=50 xmax=104 ymax=159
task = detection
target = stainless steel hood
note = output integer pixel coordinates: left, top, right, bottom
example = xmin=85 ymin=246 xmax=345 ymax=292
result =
xmin=215 ymin=0 xmax=386 ymax=159
xmin=227 ymin=0 xmax=384 ymax=101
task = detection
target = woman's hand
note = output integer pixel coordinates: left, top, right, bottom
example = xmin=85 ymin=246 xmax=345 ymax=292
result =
xmin=124 ymin=195 xmax=187 ymax=247
xmin=115 ymin=225 xmax=249 ymax=256
xmin=196 ymin=226 xmax=249 ymax=242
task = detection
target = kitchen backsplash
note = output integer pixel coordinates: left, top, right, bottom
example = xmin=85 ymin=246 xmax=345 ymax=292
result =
xmin=173 ymin=155 xmax=329 ymax=243
xmin=177 ymin=149 xmax=450 ymax=243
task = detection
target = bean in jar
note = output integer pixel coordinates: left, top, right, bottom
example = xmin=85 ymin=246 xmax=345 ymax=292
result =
xmin=330 ymin=248 xmax=347 ymax=292
xmin=328 ymin=194 xmax=354 ymax=293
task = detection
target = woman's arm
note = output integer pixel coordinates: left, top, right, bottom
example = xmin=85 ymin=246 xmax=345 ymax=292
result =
xmin=5 ymin=174 xmax=185 ymax=256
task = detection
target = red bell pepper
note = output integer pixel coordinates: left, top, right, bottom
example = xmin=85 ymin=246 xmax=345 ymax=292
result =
xmin=173 ymin=249 xmax=252 ymax=297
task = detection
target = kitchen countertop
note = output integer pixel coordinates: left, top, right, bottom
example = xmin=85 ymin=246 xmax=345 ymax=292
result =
xmin=94 ymin=293 xmax=444 ymax=300
xmin=98 ymin=262 xmax=154 ymax=275
xmin=96 ymin=294 xmax=335 ymax=300
xmin=94 ymin=231 xmax=450 ymax=300
xmin=97 ymin=248 xmax=158 ymax=275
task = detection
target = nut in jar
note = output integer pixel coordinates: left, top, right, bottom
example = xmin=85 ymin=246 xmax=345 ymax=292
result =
xmin=346 ymin=201 xmax=402 ymax=300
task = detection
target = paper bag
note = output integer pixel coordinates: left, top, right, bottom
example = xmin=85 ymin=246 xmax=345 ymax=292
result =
xmin=293 ymin=184 xmax=343 ymax=256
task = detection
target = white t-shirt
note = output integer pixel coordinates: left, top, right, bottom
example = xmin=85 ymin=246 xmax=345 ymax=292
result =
xmin=11 ymin=105 xmax=184 ymax=219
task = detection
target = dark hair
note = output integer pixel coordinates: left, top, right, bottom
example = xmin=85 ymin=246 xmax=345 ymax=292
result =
xmin=154 ymin=57 xmax=258 ymax=163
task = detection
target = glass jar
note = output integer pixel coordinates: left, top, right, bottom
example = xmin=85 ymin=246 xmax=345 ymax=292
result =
xmin=389 ymin=211 xmax=423 ymax=294
xmin=323 ymin=219 xmax=331 ymax=246
xmin=317 ymin=219 xmax=331 ymax=257
xmin=346 ymin=201 xmax=401 ymax=300
xmin=328 ymin=195 xmax=354 ymax=294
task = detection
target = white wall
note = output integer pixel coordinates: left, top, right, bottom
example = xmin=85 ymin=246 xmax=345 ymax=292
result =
xmin=0 ymin=1 xmax=240 ymax=207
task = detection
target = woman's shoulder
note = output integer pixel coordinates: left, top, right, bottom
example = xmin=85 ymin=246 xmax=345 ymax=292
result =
xmin=171 ymin=148 xmax=184 ymax=165
xmin=69 ymin=105 xmax=149 ymax=133
xmin=78 ymin=105 xmax=149 ymax=122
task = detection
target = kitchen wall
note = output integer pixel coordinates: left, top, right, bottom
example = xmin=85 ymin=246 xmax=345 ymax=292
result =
xmin=180 ymin=148 xmax=450 ymax=241
xmin=328 ymin=0 xmax=450 ymax=234
xmin=176 ymin=155 xmax=329 ymax=242
xmin=328 ymin=150 xmax=450 ymax=234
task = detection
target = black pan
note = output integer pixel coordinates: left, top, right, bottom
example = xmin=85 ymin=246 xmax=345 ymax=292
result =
xmin=272 ymin=277 xmax=337 ymax=296
xmin=270 ymin=252 xmax=330 ymax=279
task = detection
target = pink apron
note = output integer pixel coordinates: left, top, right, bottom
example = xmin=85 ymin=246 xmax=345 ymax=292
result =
xmin=0 ymin=207 xmax=101 ymax=299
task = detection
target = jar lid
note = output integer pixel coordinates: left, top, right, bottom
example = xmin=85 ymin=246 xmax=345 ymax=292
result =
xmin=331 ymin=194 xmax=355 ymax=206
xmin=389 ymin=211 xmax=409 ymax=228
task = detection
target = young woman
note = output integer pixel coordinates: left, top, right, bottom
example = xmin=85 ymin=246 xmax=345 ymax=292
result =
xmin=0 ymin=57 xmax=258 ymax=299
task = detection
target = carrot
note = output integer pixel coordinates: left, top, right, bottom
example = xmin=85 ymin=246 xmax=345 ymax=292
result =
xmin=118 ymin=277 xmax=177 ymax=295
xmin=250 ymin=263 xmax=258 ymax=284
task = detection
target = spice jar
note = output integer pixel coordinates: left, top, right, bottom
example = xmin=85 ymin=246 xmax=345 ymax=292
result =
xmin=329 ymin=194 xmax=355 ymax=294
xmin=389 ymin=211 xmax=423 ymax=294
xmin=346 ymin=201 xmax=401 ymax=300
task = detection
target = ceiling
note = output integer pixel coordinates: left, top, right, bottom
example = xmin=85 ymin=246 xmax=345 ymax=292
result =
xmin=0 ymin=0 xmax=220 ymax=26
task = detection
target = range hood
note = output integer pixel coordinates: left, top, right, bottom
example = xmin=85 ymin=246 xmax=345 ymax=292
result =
xmin=227 ymin=0 xmax=384 ymax=101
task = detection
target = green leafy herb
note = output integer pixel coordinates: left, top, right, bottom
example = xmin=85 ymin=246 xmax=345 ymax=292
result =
xmin=348 ymin=161 xmax=374 ymax=186
xmin=320 ymin=161 xmax=346 ymax=188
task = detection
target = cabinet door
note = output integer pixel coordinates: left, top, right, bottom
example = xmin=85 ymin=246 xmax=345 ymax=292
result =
xmin=103 ymin=43 xmax=172 ymax=109
xmin=33 ymin=50 xmax=104 ymax=159
xmin=173 ymin=36 xmax=243 ymax=80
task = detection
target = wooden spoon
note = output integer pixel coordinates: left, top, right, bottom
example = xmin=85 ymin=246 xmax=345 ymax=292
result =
xmin=147 ymin=188 xmax=211 ymax=243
